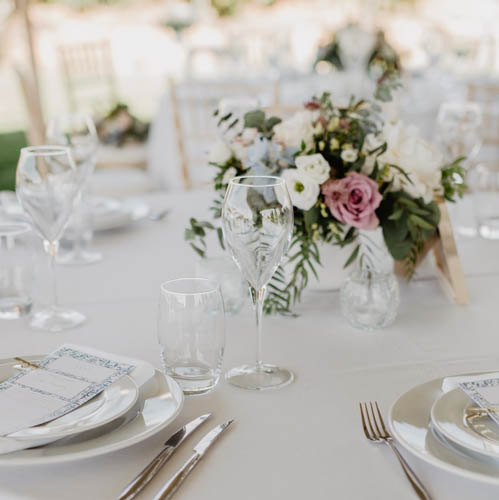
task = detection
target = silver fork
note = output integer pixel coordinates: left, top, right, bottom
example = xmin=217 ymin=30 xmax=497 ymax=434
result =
xmin=360 ymin=401 xmax=432 ymax=500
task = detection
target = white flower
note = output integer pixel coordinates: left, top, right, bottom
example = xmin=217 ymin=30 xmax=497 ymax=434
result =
xmin=379 ymin=121 xmax=444 ymax=203
xmin=241 ymin=127 xmax=258 ymax=144
xmin=295 ymin=154 xmax=331 ymax=184
xmin=230 ymin=127 xmax=259 ymax=162
xmin=341 ymin=149 xmax=358 ymax=163
xmin=209 ymin=141 xmax=232 ymax=165
xmin=361 ymin=133 xmax=384 ymax=175
xmin=273 ymin=110 xmax=318 ymax=150
xmin=282 ymin=169 xmax=319 ymax=211
xmin=222 ymin=167 xmax=237 ymax=184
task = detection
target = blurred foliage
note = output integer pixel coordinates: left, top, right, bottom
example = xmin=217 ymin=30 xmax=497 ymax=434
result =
xmin=38 ymin=0 xmax=123 ymax=9
xmin=0 ymin=131 xmax=26 ymax=192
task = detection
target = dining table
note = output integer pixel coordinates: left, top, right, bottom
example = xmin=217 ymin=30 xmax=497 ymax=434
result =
xmin=2 ymin=188 xmax=499 ymax=500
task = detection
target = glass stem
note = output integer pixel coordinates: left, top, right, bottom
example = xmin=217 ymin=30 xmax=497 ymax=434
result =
xmin=250 ymin=285 xmax=266 ymax=371
xmin=43 ymin=240 xmax=59 ymax=308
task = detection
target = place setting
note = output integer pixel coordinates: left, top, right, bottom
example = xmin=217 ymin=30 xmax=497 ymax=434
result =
xmin=0 ymin=343 xmax=237 ymax=500
xmin=387 ymin=371 xmax=499 ymax=490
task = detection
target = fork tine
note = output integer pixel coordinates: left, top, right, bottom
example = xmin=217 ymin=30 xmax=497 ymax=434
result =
xmin=359 ymin=402 xmax=371 ymax=439
xmin=375 ymin=401 xmax=389 ymax=436
xmin=364 ymin=402 xmax=377 ymax=438
xmin=369 ymin=402 xmax=382 ymax=437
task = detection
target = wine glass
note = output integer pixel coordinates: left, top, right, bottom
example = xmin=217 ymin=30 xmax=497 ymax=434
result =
xmin=47 ymin=113 xmax=101 ymax=265
xmin=16 ymin=146 xmax=86 ymax=331
xmin=436 ymin=101 xmax=483 ymax=238
xmin=222 ymin=175 xmax=294 ymax=390
xmin=437 ymin=101 xmax=482 ymax=163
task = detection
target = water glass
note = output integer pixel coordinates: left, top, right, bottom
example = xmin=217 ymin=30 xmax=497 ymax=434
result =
xmin=195 ymin=256 xmax=247 ymax=315
xmin=473 ymin=162 xmax=499 ymax=239
xmin=157 ymin=278 xmax=225 ymax=395
xmin=0 ymin=220 xmax=34 ymax=319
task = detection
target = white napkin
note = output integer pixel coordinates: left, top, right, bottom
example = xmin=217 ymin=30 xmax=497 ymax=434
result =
xmin=0 ymin=346 xmax=156 ymax=455
xmin=441 ymin=372 xmax=499 ymax=393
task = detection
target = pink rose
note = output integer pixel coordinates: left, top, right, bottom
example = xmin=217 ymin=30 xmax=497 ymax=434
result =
xmin=321 ymin=172 xmax=382 ymax=230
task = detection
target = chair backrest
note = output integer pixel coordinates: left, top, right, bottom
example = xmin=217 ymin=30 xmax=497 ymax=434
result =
xmin=468 ymin=79 xmax=499 ymax=147
xmin=58 ymin=40 xmax=117 ymax=115
xmin=170 ymin=78 xmax=278 ymax=189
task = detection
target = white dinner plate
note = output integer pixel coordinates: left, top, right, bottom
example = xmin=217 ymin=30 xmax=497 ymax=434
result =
xmin=0 ymin=358 xmax=138 ymax=445
xmin=389 ymin=373 xmax=499 ymax=486
xmin=89 ymin=197 xmax=150 ymax=232
xmin=431 ymin=387 xmax=499 ymax=460
xmin=0 ymin=359 xmax=183 ymax=466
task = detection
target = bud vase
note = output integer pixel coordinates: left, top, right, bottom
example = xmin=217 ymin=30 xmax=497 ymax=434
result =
xmin=340 ymin=231 xmax=400 ymax=331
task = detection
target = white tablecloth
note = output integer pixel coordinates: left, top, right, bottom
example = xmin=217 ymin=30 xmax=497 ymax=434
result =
xmin=2 ymin=190 xmax=499 ymax=499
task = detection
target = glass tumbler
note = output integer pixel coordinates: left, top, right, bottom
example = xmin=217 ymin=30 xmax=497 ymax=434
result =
xmin=0 ymin=220 xmax=34 ymax=319
xmin=158 ymin=278 xmax=225 ymax=395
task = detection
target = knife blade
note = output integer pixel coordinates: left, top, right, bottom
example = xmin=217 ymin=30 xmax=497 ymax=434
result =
xmin=152 ymin=419 xmax=234 ymax=500
xmin=118 ymin=414 xmax=211 ymax=500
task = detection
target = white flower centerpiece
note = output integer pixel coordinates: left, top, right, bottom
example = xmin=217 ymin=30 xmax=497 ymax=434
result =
xmin=185 ymin=91 xmax=465 ymax=315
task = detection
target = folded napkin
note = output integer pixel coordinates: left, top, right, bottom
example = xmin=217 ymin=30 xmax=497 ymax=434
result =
xmin=0 ymin=345 xmax=156 ymax=455
xmin=441 ymin=372 xmax=499 ymax=393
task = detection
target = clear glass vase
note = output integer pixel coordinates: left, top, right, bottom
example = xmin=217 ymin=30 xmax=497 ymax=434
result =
xmin=340 ymin=232 xmax=400 ymax=331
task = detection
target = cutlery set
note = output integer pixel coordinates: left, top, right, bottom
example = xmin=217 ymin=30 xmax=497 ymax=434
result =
xmin=119 ymin=414 xmax=234 ymax=500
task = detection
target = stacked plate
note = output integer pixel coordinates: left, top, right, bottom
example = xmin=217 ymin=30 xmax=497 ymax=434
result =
xmin=0 ymin=356 xmax=183 ymax=466
xmin=389 ymin=372 xmax=499 ymax=485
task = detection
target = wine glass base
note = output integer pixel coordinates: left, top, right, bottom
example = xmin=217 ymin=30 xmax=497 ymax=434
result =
xmin=57 ymin=250 xmax=103 ymax=266
xmin=225 ymin=364 xmax=294 ymax=391
xmin=29 ymin=307 xmax=86 ymax=332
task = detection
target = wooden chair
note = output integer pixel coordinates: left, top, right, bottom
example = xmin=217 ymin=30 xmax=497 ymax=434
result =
xmin=58 ymin=40 xmax=117 ymax=115
xmin=170 ymin=78 xmax=278 ymax=189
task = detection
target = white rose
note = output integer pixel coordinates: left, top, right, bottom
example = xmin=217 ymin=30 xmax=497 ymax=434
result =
xmin=295 ymin=154 xmax=331 ymax=184
xmin=209 ymin=140 xmax=232 ymax=165
xmin=341 ymin=149 xmax=358 ymax=163
xmin=273 ymin=110 xmax=318 ymax=150
xmin=282 ymin=169 xmax=319 ymax=211
xmin=379 ymin=121 xmax=444 ymax=203
xmin=222 ymin=167 xmax=237 ymax=184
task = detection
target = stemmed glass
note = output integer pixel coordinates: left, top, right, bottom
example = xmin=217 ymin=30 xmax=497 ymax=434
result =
xmin=222 ymin=176 xmax=294 ymax=390
xmin=16 ymin=146 xmax=86 ymax=331
xmin=436 ymin=101 xmax=483 ymax=237
xmin=436 ymin=101 xmax=482 ymax=163
xmin=47 ymin=114 xmax=101 ymax=265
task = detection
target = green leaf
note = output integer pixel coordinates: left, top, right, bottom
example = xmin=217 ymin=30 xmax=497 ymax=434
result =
xmin=343 ymin=244 xmax=360 ymax=268
xmin=190 ymin=243 xmax=205 ymax=258
xmin=388 ymin=208 xmax=403 ymax=221
xmin=409 ymin=214 xmax=435 ymax=230
xmin=244 ymin=110 xmax=266 ymax=130
xmin=217 ymin=227 xmax=225 ymax=250
xmin=265 ymin=116 xmax=282 ymax=130
xmin=303 ymin=207 xmax=319 ymax=234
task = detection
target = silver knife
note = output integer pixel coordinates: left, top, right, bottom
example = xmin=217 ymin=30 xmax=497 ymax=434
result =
xmin=152 ymin=419 xmax=234 ymax=500
xmin=118 ymin=414 xmax=211 ymax=500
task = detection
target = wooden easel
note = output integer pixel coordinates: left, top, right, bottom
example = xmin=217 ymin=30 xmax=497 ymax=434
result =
xmin=432 ymin=197 xmax=469 ymax=305
xmin=394 ymin=197 xmax=468 ymax=305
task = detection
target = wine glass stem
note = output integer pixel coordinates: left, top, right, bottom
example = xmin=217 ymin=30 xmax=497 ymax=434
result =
xmin=44 ymin=240 xmax=59 ymax=308
xmin=250 ymin=286 xmax=266 ymax=372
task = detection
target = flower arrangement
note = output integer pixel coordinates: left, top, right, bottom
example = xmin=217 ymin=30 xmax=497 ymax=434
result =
xmin=185 ymin=92 xmax=465 ymax=315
